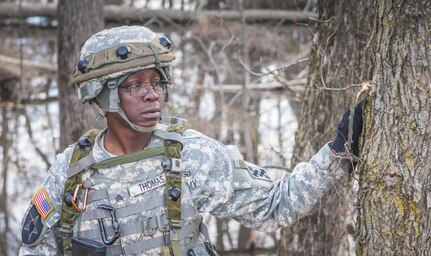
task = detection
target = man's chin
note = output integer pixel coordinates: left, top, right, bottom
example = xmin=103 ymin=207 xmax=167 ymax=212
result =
xmin=139 ymin=120 xmax=159 ymax=128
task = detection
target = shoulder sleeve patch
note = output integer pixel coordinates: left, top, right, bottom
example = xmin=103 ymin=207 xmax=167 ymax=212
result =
xmin=247 ymin=166 xmax=272 ymax=182
xmin=21 ymin=204 xmax=45 ymax=245
xmin=32 ymin=187 xmax=54 ymax=219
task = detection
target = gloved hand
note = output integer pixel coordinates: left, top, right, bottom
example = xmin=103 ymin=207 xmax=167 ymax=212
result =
xmin=331 ymin=101 xmax=363 ymax=157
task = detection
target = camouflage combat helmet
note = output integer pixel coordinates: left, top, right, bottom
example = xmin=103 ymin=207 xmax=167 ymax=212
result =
xmin=72 ymin=25 xmax=175 ymax=132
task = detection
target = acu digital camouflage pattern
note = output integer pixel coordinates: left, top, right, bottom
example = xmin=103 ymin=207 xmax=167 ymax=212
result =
xmin=73 ymin=25 xmax=175 ymax=85
xmin=79 ymin=26 xmax=157 ymax=60
xmin=19 ymin=123 xmax=350 ymax=256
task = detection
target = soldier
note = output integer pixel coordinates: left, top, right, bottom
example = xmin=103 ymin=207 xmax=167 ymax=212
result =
xmin=19 ymin=26 xmax=362 ymax=256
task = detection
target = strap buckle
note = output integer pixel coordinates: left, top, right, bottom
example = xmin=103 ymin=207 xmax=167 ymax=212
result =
xmin=97 ymin=204 xmax=121 ymax=245
xmin=156 ymin=212 xmax=170 ymax=232
xmin=71 ymin=183 xmax=89 ymax=212
xmin=161 ymin=222 xmax=174 ymax=256
xmin=169 ymin=219 xmax=182 ymax=230
xmin=143 ymin=216 xmax=157 ymax=236
xmin=161 ymin=158 xmax=182 ymax=174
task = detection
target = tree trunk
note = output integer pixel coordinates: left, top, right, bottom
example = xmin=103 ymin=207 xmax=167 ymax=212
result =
xmin=57 ymin=0 xmax=104 ymax=149
xmin=278 ymin=0 xmax=372 ymax=255
xmin=356 ymin=0 xmax=431 ymax=254
xmin=0 ymin=108 xmax=11 ymax=256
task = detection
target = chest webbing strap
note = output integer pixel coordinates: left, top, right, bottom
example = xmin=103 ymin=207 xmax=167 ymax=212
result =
xmin=91 ymin=146 xmax=165 ymax=169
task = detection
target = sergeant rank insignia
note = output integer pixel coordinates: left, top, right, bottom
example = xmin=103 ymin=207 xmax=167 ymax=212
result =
xmin=247 ymin=166 xmax=272 ymax=182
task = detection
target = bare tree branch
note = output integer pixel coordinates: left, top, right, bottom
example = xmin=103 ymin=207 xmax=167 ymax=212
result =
xmin=22 ymin=110 xmax=51 ymax=169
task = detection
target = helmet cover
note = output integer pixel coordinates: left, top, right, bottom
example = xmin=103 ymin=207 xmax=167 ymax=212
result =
xmin=74 ymin=26 xmax=175 ymax=85
xmin=73 ymin=25 xmax=175 ymax=132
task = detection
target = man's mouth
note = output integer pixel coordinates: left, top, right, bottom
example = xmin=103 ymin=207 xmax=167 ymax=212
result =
xmin=140 ymin=107 xmax=161 ymax=119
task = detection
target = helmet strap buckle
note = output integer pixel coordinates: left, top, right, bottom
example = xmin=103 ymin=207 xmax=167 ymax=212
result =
xmin=107 ymin=79 xmax=117 ymax=90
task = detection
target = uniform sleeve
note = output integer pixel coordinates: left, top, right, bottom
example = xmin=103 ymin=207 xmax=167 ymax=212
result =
xmin=19 ymin=147 xmax=73 ymax=256
xmin=183 ymin=133 xmax=349 ymax=232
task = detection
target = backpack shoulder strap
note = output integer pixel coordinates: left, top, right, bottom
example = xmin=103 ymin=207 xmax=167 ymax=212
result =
xmin=59 ymin=128 xmax=101 ymax=255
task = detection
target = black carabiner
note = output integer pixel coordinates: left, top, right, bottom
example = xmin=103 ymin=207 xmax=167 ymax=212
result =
xmin=97 ymin=204 xmax=121 ymax=245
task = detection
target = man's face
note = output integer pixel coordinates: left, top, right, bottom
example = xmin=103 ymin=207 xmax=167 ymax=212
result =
xmin=117 ymin=68 xmax=165 ymax=129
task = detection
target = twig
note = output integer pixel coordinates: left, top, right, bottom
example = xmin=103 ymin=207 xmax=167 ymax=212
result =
xmin=239 ymin=57 xmax=308 ymax=77
xmin=238 ymin=57 xmax=308 ymax=96
xmin=22 ymin=110 xmax=51 ymax=169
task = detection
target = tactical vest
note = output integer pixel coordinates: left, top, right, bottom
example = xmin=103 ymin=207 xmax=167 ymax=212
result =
xmin=58 ymin=117 xmax=215 ymax=256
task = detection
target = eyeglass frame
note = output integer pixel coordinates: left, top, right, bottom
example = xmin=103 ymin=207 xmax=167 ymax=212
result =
xmin=118 ymin=80 xmax=167 ymax=97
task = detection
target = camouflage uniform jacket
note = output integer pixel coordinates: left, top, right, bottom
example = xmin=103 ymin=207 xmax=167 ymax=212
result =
xmin=19 ymin=124 xmax=348 ymax=256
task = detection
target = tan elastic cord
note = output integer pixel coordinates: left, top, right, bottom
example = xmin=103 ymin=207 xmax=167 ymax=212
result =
xmin=147 ymin=42 xmax=170 ymax=101
xmin=147 ymin=42 xmax=161 ymax=66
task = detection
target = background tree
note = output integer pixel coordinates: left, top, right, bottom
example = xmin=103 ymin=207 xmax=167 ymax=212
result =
xmin=0 ymin=68 xmax=19 ymax=256
xmin=57 ymin=0 xmax=104 ymax=149
xmin=356 ymin=0 xmax=431 ymax=254
xmin=0 ymin=0 xmax=325 ymax=254
xmin=278 ymin=0 xmax=372 ymax=255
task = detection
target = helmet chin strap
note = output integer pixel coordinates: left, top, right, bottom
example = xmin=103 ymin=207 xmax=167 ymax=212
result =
xmin=118 ymin=107 xmax=158 ymax=133
xmin=92 ymin=68 xmax=168 ymax=133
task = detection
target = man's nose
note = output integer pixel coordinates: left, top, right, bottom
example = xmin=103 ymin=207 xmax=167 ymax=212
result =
xmin=143 ymin=86 xmax=159 ymax=101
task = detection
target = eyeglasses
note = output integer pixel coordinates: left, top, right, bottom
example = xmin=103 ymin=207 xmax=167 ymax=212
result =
xmin=119 ymin=80 xmax=165 ymax=97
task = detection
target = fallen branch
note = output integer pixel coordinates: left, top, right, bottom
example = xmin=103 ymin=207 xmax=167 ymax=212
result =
xmin=0 ymin=96 xmax=58 ymax=108
xmin=0 ymin=54 xmax=57 ymax=72
xmin=0 ymin=3 xmax=317 ymax=23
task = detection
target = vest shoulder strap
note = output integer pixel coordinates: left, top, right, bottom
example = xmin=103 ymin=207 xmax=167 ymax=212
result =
xmin=69 ymin=129 xmax=101 ymax=166
xmin=163 ymin=117 xmax=187 ymax=256
xmin=59 ymin=128 xmax=101 ymax=255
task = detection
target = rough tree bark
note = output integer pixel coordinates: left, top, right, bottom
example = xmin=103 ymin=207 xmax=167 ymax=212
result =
xmin=57 ymin=0 xmax=104 ymax=149
xmin=278 ymin=0 xmax=372 ymax=255
xmin=356 ymin=0 xmax=431 ymax=254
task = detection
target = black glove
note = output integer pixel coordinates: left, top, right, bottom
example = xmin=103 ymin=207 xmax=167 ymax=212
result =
xmin=332 ymin=101 xmax=363 ymax=157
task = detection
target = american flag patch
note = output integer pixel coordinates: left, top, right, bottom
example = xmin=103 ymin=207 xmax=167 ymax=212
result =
xmin=32 ymin=187 xmax=54 ymax=219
